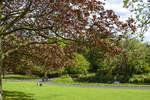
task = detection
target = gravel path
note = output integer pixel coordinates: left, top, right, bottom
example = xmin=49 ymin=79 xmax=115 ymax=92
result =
xmin=4 ymin=79 xmax=150 ymax=90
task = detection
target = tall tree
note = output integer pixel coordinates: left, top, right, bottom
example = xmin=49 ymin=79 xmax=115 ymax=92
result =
xmin=0 ymin=0 xmax=135 ymax=99
xmin=124 ymin=0 xmax=150 ymax=37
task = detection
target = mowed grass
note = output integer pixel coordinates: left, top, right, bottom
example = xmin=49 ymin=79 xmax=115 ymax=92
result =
xmin=3 ymin=81 xmax=150 ymax=100
xmin=3 ymin=74 xmax=40 ymax=80
xmin=51 ymin=77 xmax=150 ymax=87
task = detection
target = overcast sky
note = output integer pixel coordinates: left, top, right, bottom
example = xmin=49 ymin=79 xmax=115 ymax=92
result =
xmin=103 ymin=0 xmax=150 ymax=42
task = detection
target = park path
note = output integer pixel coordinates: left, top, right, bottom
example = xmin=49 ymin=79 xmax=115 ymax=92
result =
xmin=4 ymin=79 xmax=150 ymax=90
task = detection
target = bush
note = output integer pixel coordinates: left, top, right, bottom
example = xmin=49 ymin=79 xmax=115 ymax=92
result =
xmin=129 ymin=77 xmax=144 ymax=83
xmin=66 ymin=53 xmax=90 ymax=75
xmin=143 ymin=64 xmax=150 ymax=73
xmin=52 ymin=77 xmax=73 ymax=83
xmin=144 ymin=78 xmax=150 ymax=83
xmin=129 ymin=74 xmax=150 ymax=83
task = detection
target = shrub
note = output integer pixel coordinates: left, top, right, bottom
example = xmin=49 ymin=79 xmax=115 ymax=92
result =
xmin=66 ymin=53 xmax=90 ymax=75
xmin=52 ymin=77 xmax=73 ymax=83
xmin=129 ymin=74 xmax=150 ymax=83
xmin=129 ymin=77 xmax=144 ymax=83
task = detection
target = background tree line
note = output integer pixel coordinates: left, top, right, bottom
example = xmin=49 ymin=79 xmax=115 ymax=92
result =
xmin=3 ymin=37 xmax=150 ymax=84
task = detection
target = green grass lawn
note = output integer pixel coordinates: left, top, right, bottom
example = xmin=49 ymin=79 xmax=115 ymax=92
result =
xmin=51 ymin=77 xmax=150 ymax=87
xmin=3 ymin=81 xmax=150 ymax=100
xmin=3 ymin=74 xmax=40 ymax=80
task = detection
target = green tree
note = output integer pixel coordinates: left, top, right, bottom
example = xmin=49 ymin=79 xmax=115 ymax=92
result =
xmin=96 ymin=39 xmax=150 ymax=82
xmin=120 ymin=39 xmax=149 ymax=74
xmin=124 ymin=0 xmax=150 ymax=36
xmin=66 ymin=53 xmax=90 ymax=75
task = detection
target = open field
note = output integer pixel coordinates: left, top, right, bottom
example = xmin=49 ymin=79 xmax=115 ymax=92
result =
xmin=3 ymin=81 xmax=150 ymax=100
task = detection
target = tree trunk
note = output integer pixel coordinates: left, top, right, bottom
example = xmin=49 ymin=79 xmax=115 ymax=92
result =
xmin=0 ymin=1 xmax=3 ymax=99
xmin=0 ymin=73 xmax=2 ymax=100
xmin=44 ymin=71 xmax=48 ymax=81
xmin=2 ymin=73 xmax=4 ymax=79
xmin=0 ymin=32 xmax=4 ymax=100
xmin=0 ymin=49 xmax=3 ymax=100
xmin=0 ymin=38 xmax=3 ymax=100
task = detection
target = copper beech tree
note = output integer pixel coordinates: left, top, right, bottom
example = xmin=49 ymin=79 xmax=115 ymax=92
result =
xmin=0 ymin=0 xmax=136 ymax=99
xmin=2 ymin=34 xmax=74 ymax=77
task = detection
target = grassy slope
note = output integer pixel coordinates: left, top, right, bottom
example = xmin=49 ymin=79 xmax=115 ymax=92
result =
xmin=3 ymin=81 xmax=150 ymax=100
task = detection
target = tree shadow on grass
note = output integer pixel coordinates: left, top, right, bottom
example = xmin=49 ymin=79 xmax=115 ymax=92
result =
xmin=3 ymin=90 xmax=35 ymax=100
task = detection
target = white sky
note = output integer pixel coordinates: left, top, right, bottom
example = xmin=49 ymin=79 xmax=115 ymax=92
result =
xmin=103 ymin=0 xmax=150 ymax=42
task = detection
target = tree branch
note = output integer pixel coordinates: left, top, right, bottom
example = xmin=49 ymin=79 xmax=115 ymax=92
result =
xmin=1 ymin=0 xmax=32 ymax=33
xmin=0 ymin=26 xmax=53 ymax=37
xmin=1 ymin=40 xmax=59 ymax=62
xmin=51 ymin=29 xmax=86 ymax=43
